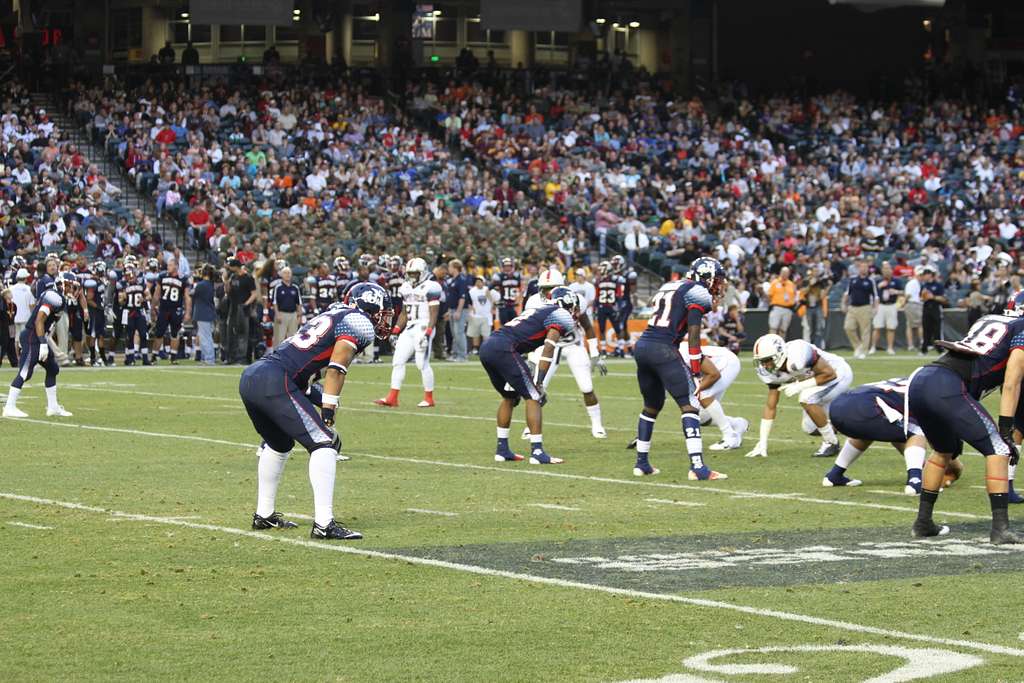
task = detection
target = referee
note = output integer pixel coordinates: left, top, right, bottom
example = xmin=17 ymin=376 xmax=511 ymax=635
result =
xmin=842 ymin=259 xmax=877 ymax=359
xmin=270 ymin=267 xmax=301 ymax=347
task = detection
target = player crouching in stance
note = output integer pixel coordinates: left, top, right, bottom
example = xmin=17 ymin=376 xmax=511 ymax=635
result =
xmin=3 ymin=272 xmax=77 ymax=418
xmin=632 ymin=258 xmax=728 ymax=480
xmin=239 ymin=283 xmax=393 ymax=540
xmin=907 ymin=297 xmax=1024 ymax=544
xmin=746 ymin=334 xmax=852 ymax=459
xmin=823 ymin=377 xmax=931 ymax=494
xmin=480 ymin=289 xmax=579 ymax=464
xmin=689 ymin=344 xmax=749 ymax=450
xmin=522 ymin=271 xmax=608 ymax=439
xmin=375 ymin=257 xmax=441 ymax=408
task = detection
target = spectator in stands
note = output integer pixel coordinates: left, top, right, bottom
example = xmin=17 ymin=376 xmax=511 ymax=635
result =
xmin=181 ymin=41 xmax=199 ymax=66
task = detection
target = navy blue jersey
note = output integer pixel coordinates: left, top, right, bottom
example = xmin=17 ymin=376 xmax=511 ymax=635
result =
xmin=829 ymin=377 xmax=919 ymax=443
xmin=596 ymin=277 xmax=618 ymax=309
xmin=264 ymin=306 xmax=376 ymax=388
xmin=491 ymin=273 xmax=521 ymax=308
xmin=491 ymin=304 xmax=575 ymax=354
xmin=33 ymin=274 xmax=55 ymax=298
xmin=123 ymin=276 xmax=148 ymax=315
xmin=336 ymin=271 xmax=356 ymax=301
xmin=923 ymin=281 xmax=945 ymax=308
xmin=315 ymin=276 xmax=337 ymax=308
xmin=156 ymin=272 xmax=190 ymax=310
xmin=28 ymin=289 xmax=66 ymax=334
xmin=875 ymin=278 xmax=900 ymax=305
xmin=639 ymin=279 xmax=714 ymax=346
xmin=934 ymin=313 xmax=1024 ymax=398
xmin=617 ymin=270 xmax=637 ymax=307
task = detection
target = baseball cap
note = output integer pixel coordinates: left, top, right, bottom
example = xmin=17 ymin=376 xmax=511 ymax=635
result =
xmin=16 ymin=268 xmax=29 ymax=280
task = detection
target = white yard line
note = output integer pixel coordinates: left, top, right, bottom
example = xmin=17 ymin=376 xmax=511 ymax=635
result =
xmin=405 ymin=508 xmax=460 ymax=517
xmin=1 ymin=417 xmax=989 ymax=521
xmin=868 ymin=489 xmax=917 ymax=498
xmin=645 ymin=498 xmax=707 ymax=508
xmin=8 ymin=521 xmax=54 ymax=530
xmin=527 ymin=503 xmax=581 ymax=511
xmin=0 ymin=490 xmax=1021 ymax=659
xmin=284 ymin=512 xmax=315 ymax=521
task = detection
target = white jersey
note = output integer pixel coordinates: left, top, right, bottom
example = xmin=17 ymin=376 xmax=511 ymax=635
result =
xmin=469 ymin=286 xmax=498 ymax=323
xmin=756 ymin=339 xmax=843 ymax=387
xmin=681 ymin=344 xmax=741 ymax=401
xmin=569 ymin=281 xmax=596 ymax=314
xmin=525 ymin=292 xmax=583 ymax=346
xmin=399 ymin=279 xmax=443 ymax=326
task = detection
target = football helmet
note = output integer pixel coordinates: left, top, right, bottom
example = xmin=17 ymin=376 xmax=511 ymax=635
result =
xmin=91 ymin=260 xmax=106 ymax=274
xmin=686 ymin=256 xmax=727 ymax=297
xmin=1006 ymin=290 xmax=1024 ymax=318
xmin=389 ymin=255 xmax=403 ymax=272
xmin=358 ymin=253 xmax=376 ymax=269
xmin=378 ymin=253 xmax=390 ymax=269
xmin=549 ymin=286 xmax=581 ymax=319
xmin=405 ymin=257 xmax=429 ymax=286
xmin=598 ymin=260 xmax=612 ymax=276
xmin=610 ymin=255 xmax=626 ymax=273
xmin=57 ymin=271 xmax=81 ymax=299
xmin=501 ymin=257 xmax=515 ymax=273
xmin=333 ymin=256 xmax=349 ymax=273
xmin=146 ymin=257 xmax=159 ymax=271
xmin=753 ymin=334 xmax=787 ymax=373
xmin=11 ymin=255 xmax=27 ymax=270
xmin=346 ymin=282 xmax=394 ymax=340
xmin=538 ymin=269 xmax=565 ymax=292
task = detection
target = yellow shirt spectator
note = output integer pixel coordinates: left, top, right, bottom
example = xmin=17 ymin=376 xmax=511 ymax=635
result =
xmin=768 ymin=277 xmax=797 ymax=308
xmin=659 ymin=219 xmax=676 ymax=236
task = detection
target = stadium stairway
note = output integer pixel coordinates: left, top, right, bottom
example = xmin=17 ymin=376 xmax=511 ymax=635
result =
xmin=33 ymin=92 xmax=195 ymax=264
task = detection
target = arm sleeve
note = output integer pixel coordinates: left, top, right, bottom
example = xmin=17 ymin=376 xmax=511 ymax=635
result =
xmin=1010 ymin=332 xmax=1024 ymax=352
xmin=544 ymin=308 xmax=575 ymax=335
xmin=336 ymin=313 xmax=376 ymax=352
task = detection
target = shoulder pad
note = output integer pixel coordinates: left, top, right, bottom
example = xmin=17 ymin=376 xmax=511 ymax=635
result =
xmin=42 ymin=289 xmax=64 ymax=308
xmin=683 ymin=283 xmax=713 ymax=312
xmin=336 ymin=311 xmax=376 ymax=350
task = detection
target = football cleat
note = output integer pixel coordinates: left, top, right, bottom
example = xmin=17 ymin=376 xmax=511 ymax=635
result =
xmin=494 ymin=451 xmax=525 ymax=462
xmin=417 ymin=398 xmax=435 ymax=408
xmin=812 ymin=442 xmax=840 ymax=458
xmin=336 ymin=453 xmax=351 ymax=462
xmin=911 ymin=520 xmax=950 ymax=538
xmin=252 ymin=512 xmax=298 ymax=530
xmin=688 ymin=467 xmax=728 ymax=481
xmin=91 ymin=359 xmax=106 ymax=367
xmin=991 ymin=524 xmax=1023 ymax=545
xmin=633 ymin=461 xmax=659 ymax=476
xmin=2 ymin=406 xmax=28 ymax=418
xmin=529 ymin=451 xmax=564 ymax=465
xmin=731 ymin=417 xmax=749 ymax=440
xmin=521 ymin=427 xmax=532 ymax=441
xmin=822 ymin=474 xmax=862 ymax=487
xmin=904 ymin=478 xmax=923 ymax=496
xmin=373 ymin=397 xmax=398 ymax=407
xmin=591 ymin=425 xmax=607 ymax=439
xmin=1009 ymin=482 xmax=1023 ymax=504
xmin=46 ymin=405 xmax=73 ymax=417
xmin=311 ymin=519 xmax=363 ymax=540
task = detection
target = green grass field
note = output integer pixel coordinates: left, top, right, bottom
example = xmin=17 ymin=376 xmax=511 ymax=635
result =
xmin=2 ymin=353 xmax=1024 ymax=682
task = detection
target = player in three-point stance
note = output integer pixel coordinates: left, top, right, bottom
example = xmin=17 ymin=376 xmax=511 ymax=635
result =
xmin=631 ymin=257 xmax=728 ymax=480
xmin=375 ymin=257 xmax=442 ymax=408
xmin=823 ymin=377 xmax=938 ymax=495
xmin=480 ymin=288 xmax=579 ymax=464
xmin=747 ymin=334 xmax=852 ymax=459
xmin=906 ymin=291 xmax=1024 ymax=543
xmin=522 ymin=270 xmax=608 ymax=439
xmin=239 ymin=282 xmax=393 ymax=540
xmin=3 ymin=271 xmax=78 ymax=418
xmin=689 ymin=344 xmax=749 ymax=450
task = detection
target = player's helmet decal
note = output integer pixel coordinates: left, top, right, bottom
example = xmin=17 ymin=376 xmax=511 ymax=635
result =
xmin=346 ymin=282 xmax=394 ymax=340
xmin=687 ymin=257 xmax=727 ymax=298
xmin=550 ymin=285 xmax=581 ymax=319
xmin=1006 ymin=289 xmax=1024 ymax=317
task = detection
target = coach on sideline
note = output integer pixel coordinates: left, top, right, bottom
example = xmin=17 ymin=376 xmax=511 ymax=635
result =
xmin=270 ymin=267 xmax=301 ymax=347
xmin=767 ymin=267 xmax=797 ymax=338
xmin=843 ymin=259 xmax=877 ymax=360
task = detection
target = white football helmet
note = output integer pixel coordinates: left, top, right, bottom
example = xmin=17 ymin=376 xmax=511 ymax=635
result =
xmin=538 ymin=269 xmax=565 ymax=292
xmin=405 ymin=257 xmax=429 ymax=285
xmin=752 ymin=333 xmax=787 ymax=372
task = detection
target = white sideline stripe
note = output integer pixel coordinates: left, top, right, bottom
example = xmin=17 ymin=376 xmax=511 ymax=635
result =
xmin=869 ymin=489 xmax=916 ymax=497
xmin=1 ymin=491 xmax=1022 ymax=659
xmin=285 ymin=512 xmax=314 ymax=521
xmin=645 ymin=498 xmax=706 ymax=508
xmin=406 ymin=508 xmax=459 ymax=517
xmin=2 ymin=417 xmax=990 ymax=521
xmin=528 ymin=503 xmax=581 ymax=511
xmin=8 ymin=521 xmax=54 ymax=530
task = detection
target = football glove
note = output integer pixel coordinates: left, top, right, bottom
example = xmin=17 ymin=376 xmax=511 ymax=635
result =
xmin=745 ymin=442 xmax=768 ymax=458
xmin=783 ymin=378 xmax=818 ymax=398
xmin=537 ymin=390 xmax=548 ymax=407
xmin=38 ymin=342 xmax=49 ymax=362
xmin=998 ymin=416 xmax=1019 ymax=466
xmin=595 ymin=355 xmax=608 ymax=376
xmin=321 ymin=405 xmax=336 ymax=427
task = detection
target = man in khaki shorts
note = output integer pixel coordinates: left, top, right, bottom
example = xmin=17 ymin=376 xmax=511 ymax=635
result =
xmin=466 ymin=276 xmax=498 ymax=354
xmin=870 ymin=261 xmax=899 ymax=355
xmin=842 ymin=259 xmax=877 ymax=359
xmin=903 ymin=267 xmax=924 ymax=351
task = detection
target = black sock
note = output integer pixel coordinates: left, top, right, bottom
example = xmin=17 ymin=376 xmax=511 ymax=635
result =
xmin=991 ymin=492 xmax=1009 ymax=528
xmin=917 ymin=488 xmax=939 ymax=521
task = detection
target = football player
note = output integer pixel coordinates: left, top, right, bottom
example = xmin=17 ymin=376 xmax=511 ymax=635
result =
xmin=631 ymin=257 xmax=728 ymax=480
xmin=375 ymin=257 xmax=442 ymax=408
xmin=314 ymin=263 xmax=337 ymax=314
xmin=689 ymin=344 xmax=749 ymax=450
xmin=84 ymin=260 xmax=107 ymax=366
xmin=120 ymin=256 xmax=152 ymax=365
xmin=239 ymin=282 xmax=393 ymax=540
xmin=492 ymin=257 xmax=522 ymax=325
xmin=3 ymin=271 xmax=77 ymax=418
xmin=610 ymin=255 xmax=637 ymax=357
xmin=823 ymin=377 xmax=932 ymax=494
xmin=385 ymin=255 xmax=405 ymax=320
xmin=64 ymin=260 xmax=90 ymax=366
xmin=906 ymin=293 xmax=1024 ymax=543
xmin=150 ymin=257 xmax=192 ymax=365
xmin=333 ymin=257 xmax=354 ymax=300
xmin=595 ymin=261 xmax=618 ymax=354
xmin=480 ymin=289 xmax=579 ymax=464
xmin=522 ymin=273 xmax=608 ymax=439
xmin=747 ymin=333 xmax=853 ymax=458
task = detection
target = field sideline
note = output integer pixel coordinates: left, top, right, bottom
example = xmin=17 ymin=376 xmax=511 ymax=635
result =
xmin=2 ymin=353 xmax=1023 ymax=682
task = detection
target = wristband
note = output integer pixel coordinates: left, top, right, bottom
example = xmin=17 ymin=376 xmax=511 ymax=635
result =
xmin=321 ymin=393 xmax=339 ymax=408
xmin=587 ymin=337 xmax=599 ymax=358
xmin=391 ymin=326 xmax=401 ymax=335
xmin=424 ymin=327 xmax=433 ymax=337
xmin=689 ymin=346 xmax=702 ymax=375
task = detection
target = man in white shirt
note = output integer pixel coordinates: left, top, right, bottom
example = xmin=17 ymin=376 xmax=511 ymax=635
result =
xmin=466 ymin=276 xmax=498 ymax=354
xmin=569 ymin=268 xmax=596 ymax=316
xmin=10 ymin=269 xmax=35 ymax=353
xmin=903 ymin=267 xmax=924 ymax=351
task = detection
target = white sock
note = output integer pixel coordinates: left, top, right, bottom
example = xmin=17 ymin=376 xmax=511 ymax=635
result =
xmin=636 ymin=440 xmax=651 ymax=454
xmin=496 ymin=427 xmax=510 ymax=440
xmin=308 ymin=447 xmax=337 ymax=527
xmin=819 ymin=422 xmax=838 ymax=445
xmin=45 ymin=385 xmax=59 ymax=410
xmin=1009 ymin=463 xmax=1017 ymax=482
xmin=703 ymin=400 xmax=735 ymax=439
xmin=903 ymin=445 xmax=926 ymax=474
xmin=529 ymin=433 xmax=543 ymax=452
xmin=5 ymin=386 xmax=20 ymax=408
xmin=421 ymin=364 xmax=435 ymax=392
xmin=390 ymin=363 xmax=406 ymax=391
xmin=835 ymin=440 xmax=864 ymax=469
xmin=256 ymin=446 xmax=290 ymax=518
xmin=586 ymin=403 xmax=603 ymax=427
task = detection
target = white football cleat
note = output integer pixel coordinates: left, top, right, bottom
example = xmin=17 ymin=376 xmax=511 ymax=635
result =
xmin=416 ymin=399 xmax=435 ymax=408
xmin=46 ymin=405 xmax=73 ymax=417
xmin=591 ymin=425 xmax=607 ymax=439
xmin=521 ymin=426 xmax=531 ymax=440
xmin=731 ymin=417 xmax=749 ymax=439
xmin=709 ymin=439 xmax=739 ymax=451
xmin=336 ymin=453 xmax=351 ymax=462
xmin=2 ymin=406 xmax=28 ymax=418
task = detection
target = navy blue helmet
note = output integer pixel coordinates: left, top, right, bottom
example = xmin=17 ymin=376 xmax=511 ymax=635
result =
xmin=345 ymin=281 xmax=393 ymax=339
xmin=686 ymin=257 xmax=727 ymax=298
